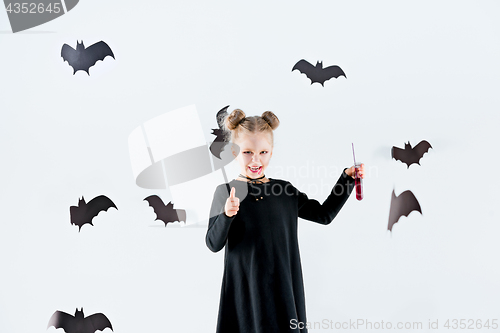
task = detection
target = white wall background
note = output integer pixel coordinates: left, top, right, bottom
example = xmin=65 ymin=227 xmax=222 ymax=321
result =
xmin=1 ymin=1 xmax=499 ymax=332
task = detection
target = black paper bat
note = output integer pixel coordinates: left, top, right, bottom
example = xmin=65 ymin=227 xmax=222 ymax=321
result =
xmin=61 ymin=40 xmax=115 ymax=75
xmin=47 ymin=308 xmax=113 ymax=333
xmin=70 ymin=195 xmax=117 ymax=231
xmin=292 ymin=59 xmax=346 ymax=86
xmin=391 ymin=140 xmax=432 ymax=168
xmin=209 ymin=105 xmax=231 ymax=159
xmin=388 ymin=189 xmax=422 ymax=231
xmin=144 ymin=195 xmax=186 ymax=226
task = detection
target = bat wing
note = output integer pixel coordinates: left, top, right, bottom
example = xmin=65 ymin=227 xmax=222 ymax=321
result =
xmin=216 ymin=105 xmax=230 ymax=130
xmin=86 ymin=313 xmax=113 ymax=332
xmin=85 ymin=41 xmax=115 ymax=63
xmin=144 ymin=195 xmax=165 ymax=221
xmin=292 ymin=59 xmax=314 ymax=74
xmin=209 ymin=129 xmax=226 ymax=159
xmin=85 ymin=195 xmax=117 ymax=222
xmin=391 ymin=145 xmax=412 ymax=168
xmin=413 ymin=140 xmax=432 ymax=164
xmin=388 ymin=189 xmax=422 ymax=231
xmin=47 ymin=310 xmax=75 ymax=331
xmin=292 ymin=59 xmax=317 ymax=83
xmin=391 ymin=146 xmax=405 ymax=162
xmin=210 ymin=105 xmax=231 ymax=159
xmin=322 ymin=65 xmax=347 ymax=80
xmin=70 ymin=205 xmax=88 ymax=231
xmin=166 ymin=202 xmax=187 ymax=225
xmin=79 ymin=41 xmax=114 ymax=74
xmin=61 ymin=44 xmax=78 ymax=64
xmin=61 ymin=44 xmax=80 ymax=74
xmin=162 ymin=201 xmax=185 ymax=226
xmin=175 ymin=208 xmax=187 ymax=223
xmin=211 ymin=128 xmax=225 ymax=143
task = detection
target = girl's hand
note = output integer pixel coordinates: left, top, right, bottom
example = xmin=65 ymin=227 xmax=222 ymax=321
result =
xmin=345 ymin=163 xmax=365 ymax=179
xmin=224 ymin=187 xmax=240 ymax=217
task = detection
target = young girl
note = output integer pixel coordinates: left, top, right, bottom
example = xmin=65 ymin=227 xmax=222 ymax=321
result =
xmin=206 ymin=109 xmax=365 ymax=333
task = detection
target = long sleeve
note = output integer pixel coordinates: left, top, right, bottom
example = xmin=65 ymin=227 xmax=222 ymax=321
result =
xmin=206 ymin=184 xmax=236 ymax=253
xmin=296 ymin=168 xmax=355 ymax=224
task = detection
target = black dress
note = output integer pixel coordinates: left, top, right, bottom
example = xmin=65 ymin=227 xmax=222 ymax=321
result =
xmin=206 ymin=169 xmax=355 ymax=332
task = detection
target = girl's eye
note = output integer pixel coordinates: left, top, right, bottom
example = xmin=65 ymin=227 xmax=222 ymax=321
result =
xmin=261 ymin=151 xmax=267 ymax=154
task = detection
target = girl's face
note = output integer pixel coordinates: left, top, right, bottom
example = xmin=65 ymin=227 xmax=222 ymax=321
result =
xmin=232 ymin=133 xmax=273 ymax=179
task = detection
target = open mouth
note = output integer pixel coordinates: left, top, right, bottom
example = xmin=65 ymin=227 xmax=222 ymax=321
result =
xmin=248 ymin=166 xmax=262 ymax=174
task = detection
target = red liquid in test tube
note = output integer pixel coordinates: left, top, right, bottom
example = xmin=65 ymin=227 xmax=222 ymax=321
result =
xmin=354 ymin=164 xmax=363 ymax=200
xmin=352 ymin=143 xmax=363 ymax=201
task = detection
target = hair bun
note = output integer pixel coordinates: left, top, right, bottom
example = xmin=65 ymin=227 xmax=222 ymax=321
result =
xmin=225 ymin=109 xmax=246 ymax=131
xmin=261 ymin=111 xmax=280 ymax=130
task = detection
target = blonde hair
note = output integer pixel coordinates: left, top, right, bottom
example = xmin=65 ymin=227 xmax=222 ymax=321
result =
xmin=223 ymin=109 xmax=280 ymax=146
